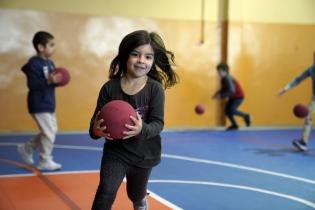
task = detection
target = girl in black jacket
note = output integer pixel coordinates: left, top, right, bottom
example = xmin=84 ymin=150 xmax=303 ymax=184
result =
xmin=89 ymin=30 xmax=178 ymax=210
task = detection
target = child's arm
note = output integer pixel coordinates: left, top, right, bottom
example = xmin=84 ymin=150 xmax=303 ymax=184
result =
xmin=278 ymin=67 xmax=312 ymax=96
xmin=91 ymin=111 xmax=113 ymax=140
xmin=137 ymin=85 xmax=165 ymax=140
xmin=89 ymin=84 xmax=113 ymax=140
xmin=212 ymin=91 xmax=220 ymax=99
xmin=212 ymin=89 xmax=222 ymax=99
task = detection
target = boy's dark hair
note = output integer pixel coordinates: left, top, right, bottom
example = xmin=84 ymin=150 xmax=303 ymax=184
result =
xmin=32 ymin=31 xmax=54 ymax=52
xmin=109 ymin=30 xmax=178 ymax=89
xmin=216 ymin=63 xmax=229 ymax=73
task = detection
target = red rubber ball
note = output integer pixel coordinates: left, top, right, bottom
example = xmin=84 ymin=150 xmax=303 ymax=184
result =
xmin=293 ymin=104 xmax=309 ymax=118
xmin=54 ymin=67 xmax=70 ymax=86
xmin=195 ymin=104 xmax=205 ymax=115
xmin=98 ymin=100 xmax=137 ymax=139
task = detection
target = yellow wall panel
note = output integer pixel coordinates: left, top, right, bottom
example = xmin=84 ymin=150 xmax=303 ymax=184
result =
xmin=229 ymin=22 xmax=315 ymax=125
xmin=0 ymin=9 xmax=218 ymax=131
xmin=1 ymin=0 xmax=315 ymax=132
xmin=0 ymin=0 xmax=218 ymax=21
xmin=230 ymin=0 xmax=315 ymax=24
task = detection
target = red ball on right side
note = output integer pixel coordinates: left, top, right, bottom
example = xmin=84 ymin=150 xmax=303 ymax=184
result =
xmin=195 ymin=104 xmax=205 ymax=115
xmin=293 ymin=104 xmax=309 ymax=118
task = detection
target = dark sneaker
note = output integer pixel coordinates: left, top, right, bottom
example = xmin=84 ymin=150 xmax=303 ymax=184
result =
xmin=244 ymin=115 xmax=251 ymax=127
xmin=226 ymin=125 xmax=239 ymax=131
xmin=292 ymin=139 xmax=307 ymax=152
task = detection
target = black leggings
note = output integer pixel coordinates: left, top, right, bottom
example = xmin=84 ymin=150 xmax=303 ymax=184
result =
xmin=92 ymin=154 xmax=152 ymax=210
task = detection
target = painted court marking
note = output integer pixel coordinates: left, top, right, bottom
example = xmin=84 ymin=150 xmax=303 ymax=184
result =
xmin=2 ymin=143 xmax=315 ymax=185
xmin=1 ymin=142 xmax=315 ymax=209
xmin=162 ymin=154 xmax=315 ymax=185
xmin=0 ymin=143 xmax=181 ymax=210
xmin=0 ymin=158 xmax=81 ymax=210
xmin=147 ymin=190 xmax=184 ymax=210
xmin=149 ymin=180 xmax=315 ymax=209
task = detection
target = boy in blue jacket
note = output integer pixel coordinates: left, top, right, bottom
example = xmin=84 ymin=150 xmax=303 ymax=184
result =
xmin=18 ymin=31 xmax=62 ymax=170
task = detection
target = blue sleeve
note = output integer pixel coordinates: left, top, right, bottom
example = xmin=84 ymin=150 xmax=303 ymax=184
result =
xmin=287 ymin=67 xmax=312 ymax=89
xmin=22 ymin=62 xmax=49 ymax=90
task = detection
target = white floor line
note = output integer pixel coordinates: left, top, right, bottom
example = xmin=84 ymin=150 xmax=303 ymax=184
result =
xmin=162 ymin=154 xmax=315 ymax=185
xmin=2 ymin=142 xmax=314 ymax=209
xmin=0 ymin=127 xmax=304 ymax=136
xmin=2 ymin=143 xmax=315 ymax=185
xmin=149 ymin=179 xmax=315 ymax=209
xmin=0 ymin=173 xmax=35 ymax=178
xmin=147 ymin=189 xmax=184 ymax=210
xmin=2 ymin=142 xmax=181 ymax=209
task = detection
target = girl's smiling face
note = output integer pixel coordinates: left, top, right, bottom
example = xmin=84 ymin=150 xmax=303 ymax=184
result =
xmin=126 ymin=44 xmax=154 ymax=78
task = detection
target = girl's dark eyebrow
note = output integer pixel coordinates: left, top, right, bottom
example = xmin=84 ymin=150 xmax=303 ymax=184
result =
xmin=131 ymin=50 xmax=154 ymax=56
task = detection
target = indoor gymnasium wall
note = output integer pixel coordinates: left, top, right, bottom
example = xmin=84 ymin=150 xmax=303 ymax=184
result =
xmin=228 ymin=0 xmax=315 ymax=126
xmin=0 ymin=0 xmax=220 ymax=132
xmin=1 ymin=0 xmax=314 ymax=132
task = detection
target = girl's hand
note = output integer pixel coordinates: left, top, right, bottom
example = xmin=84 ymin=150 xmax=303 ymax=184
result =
xmin=122 ymin=112 xmax=142 ymax=139
xmin=93 ymin=111 xmax=113 ymax=140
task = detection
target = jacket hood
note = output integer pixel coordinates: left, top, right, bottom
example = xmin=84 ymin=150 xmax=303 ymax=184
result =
xmin=21 ymin=56 xmax=45 ymax=73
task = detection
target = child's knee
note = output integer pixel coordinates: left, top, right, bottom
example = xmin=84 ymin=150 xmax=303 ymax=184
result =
xmin=98 ymin=183 xmax=117 ymax=196
xmin=127 ymin=189 xmax=145 ymax=204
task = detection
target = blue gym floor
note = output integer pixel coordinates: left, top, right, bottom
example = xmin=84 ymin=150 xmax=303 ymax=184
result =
xmin=1 ymin=129 xmax=314 ymax=210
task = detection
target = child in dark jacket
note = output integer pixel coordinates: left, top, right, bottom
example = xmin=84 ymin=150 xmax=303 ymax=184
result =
xmin=18 ymin=31 xmax=62 ymax=171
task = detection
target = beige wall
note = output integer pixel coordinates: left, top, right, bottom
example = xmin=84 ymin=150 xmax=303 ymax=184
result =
xmin=228 ymin=22 xmax=315 ymax=125
xmin=0 ymin=0 xmax=218 ymax=20
xmin=0 ymin=9 xmax=218 ymax=131
xmin=0 ymin=0 xmax=315 ymax=131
